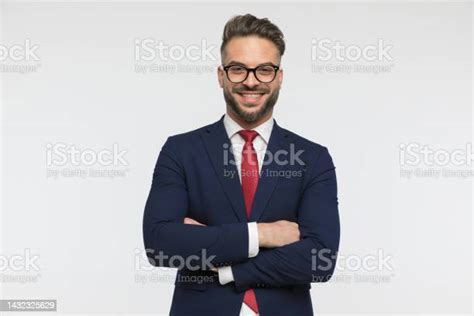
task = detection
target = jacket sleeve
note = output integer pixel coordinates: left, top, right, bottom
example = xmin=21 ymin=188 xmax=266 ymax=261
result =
xmin=231 ymin=146 xmax=340 ymax=289
xmin=142 ymin=136 xmax=250 ymax=269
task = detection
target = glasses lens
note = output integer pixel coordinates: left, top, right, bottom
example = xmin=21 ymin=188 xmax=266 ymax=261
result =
xmin=227 ymin=65 xmax=248 ymax=83
xmin=256 ymin=66 xmax=276 ymax=83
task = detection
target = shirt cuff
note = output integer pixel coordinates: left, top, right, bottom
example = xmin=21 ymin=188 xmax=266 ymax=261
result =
xmin=217 ymin=265 xmax=234 ymax=285
xmin=248 ymin=222 xmax=259 ymax=258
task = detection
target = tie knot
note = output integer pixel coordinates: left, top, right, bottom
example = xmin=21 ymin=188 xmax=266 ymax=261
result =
xmin=238 ymin=130 xmax=259 ymax=143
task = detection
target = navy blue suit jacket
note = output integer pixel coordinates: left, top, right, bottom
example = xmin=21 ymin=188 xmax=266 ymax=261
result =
xmin=143 ymin=115 xmax=340 ymax=316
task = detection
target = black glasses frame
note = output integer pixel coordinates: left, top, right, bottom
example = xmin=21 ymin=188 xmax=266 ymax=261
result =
xmin=222 ymin=64 xmax=280 ymax=83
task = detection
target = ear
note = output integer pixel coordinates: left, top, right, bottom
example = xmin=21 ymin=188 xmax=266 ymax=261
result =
xmin=278 ymin=68 xmax=283 ymax=87
xmin=217 ymin=66 xmax=225 ymax=88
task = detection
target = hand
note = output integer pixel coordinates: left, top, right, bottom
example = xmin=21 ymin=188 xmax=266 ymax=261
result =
xmin=257 ymin=220 xmax=300 ymax=248
xmin=184 ymin=217 xmax=206 ymax=226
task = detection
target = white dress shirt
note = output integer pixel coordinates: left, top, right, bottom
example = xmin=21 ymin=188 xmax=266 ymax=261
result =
xmin=218 ymin=113 xmax=274 ymax=316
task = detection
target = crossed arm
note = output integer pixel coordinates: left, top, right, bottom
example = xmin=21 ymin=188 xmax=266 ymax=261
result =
xmin=142 ymin=137 xmax=340 ymax=290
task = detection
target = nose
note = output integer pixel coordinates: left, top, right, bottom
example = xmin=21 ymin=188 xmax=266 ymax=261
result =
xmin=242 ymin=70 xmax=259 ymax=87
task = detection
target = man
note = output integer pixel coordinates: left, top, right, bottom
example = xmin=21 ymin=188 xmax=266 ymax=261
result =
xmin=143 ymin=14 xmax=340 ymax=316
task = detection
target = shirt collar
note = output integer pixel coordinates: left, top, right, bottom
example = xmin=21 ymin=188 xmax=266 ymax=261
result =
xmin=223 ymin=113 xmax=274 ymax=144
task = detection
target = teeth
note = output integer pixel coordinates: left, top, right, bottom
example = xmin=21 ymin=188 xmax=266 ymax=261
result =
xmin=242 ymin=94 xmax=262 ymax=98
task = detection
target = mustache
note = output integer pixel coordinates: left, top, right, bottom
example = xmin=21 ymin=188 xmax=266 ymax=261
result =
xmin=232 ymin=85 xmax=269 ymax=94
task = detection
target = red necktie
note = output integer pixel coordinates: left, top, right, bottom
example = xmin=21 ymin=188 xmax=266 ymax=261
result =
xmin=238 ymin=130 xmax=259 ymax=314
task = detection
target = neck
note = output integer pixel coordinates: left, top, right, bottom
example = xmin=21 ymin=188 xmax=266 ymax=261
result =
xmin=226 ymin=106 xmax=273 ymax=130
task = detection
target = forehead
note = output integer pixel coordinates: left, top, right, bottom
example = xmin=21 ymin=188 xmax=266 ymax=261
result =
xmin=223 ymin=35 xmax=280 ymax=66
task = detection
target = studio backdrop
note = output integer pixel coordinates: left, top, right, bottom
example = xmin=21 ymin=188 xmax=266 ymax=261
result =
xmin=1 ymin=1 xmax=472 ymax=315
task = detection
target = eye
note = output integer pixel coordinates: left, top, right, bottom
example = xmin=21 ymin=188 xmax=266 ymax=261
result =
xmin=228 ymin=66 xmax=246 ymax=74
xmin=257 ymin=66 xmax=275 ymax=75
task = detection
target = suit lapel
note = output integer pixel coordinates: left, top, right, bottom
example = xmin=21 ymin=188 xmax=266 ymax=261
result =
xmin=201 ymin=115 xmax=247 ymax=223
xmin=201 ymin=115 xmax=289 ymax=223
xmin=249 ymin=120 xmax=288 ymax=222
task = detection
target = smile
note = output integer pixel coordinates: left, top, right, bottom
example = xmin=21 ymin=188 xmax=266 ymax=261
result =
xmin=237 ymin=92 xmax=265 ymax=103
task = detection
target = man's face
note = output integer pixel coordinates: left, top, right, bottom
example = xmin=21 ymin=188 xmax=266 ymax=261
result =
xmin=218 ymin=36 xmax=283 ymax=123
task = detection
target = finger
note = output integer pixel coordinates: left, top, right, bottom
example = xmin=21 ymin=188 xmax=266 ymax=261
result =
xmin=184 ymin=217 xmax=198 ymax=224
xmin=184 ymin=217 xmax=206 ymax=226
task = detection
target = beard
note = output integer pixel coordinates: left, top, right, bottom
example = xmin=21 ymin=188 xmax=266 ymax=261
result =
xmin=224 ymin=85 xmax=279 ymax=123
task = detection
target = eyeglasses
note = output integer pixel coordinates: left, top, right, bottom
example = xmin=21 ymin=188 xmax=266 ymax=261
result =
xmin=222 ymin=64 xmax=280 ymax=83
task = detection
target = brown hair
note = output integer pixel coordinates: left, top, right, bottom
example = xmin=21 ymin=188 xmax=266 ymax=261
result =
xmin=220 ymin=14 xmax=285 ymax=61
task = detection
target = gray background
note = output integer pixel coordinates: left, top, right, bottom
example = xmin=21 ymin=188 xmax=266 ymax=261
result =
xmin=1 ymin=1 xmax=472 ymax=315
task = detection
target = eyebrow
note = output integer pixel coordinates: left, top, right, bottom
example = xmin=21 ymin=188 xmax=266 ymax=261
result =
xmin=225 ymin=61 xmax=278 ymax=67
